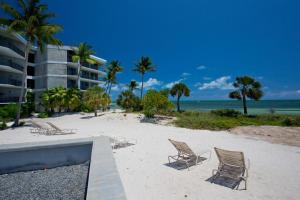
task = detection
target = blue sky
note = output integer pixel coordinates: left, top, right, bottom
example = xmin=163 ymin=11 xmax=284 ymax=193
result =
xmin=6 ymin=0 xmax=300 ymax=100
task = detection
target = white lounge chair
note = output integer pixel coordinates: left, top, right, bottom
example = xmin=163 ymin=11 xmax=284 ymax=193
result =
xmin=46 ymin=122 xmax=76 ymax=134
xmin=168 ymin=139 xmax=211 ymax=170
xmin=212 ymin=147 xmax=250 ymax=190
xmin=30 ymin=121 xmax=54 ymax=135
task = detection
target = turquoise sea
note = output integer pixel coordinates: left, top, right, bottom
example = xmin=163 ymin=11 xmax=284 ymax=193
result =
xmin=177 ymin=100 xmax=300 ymax=115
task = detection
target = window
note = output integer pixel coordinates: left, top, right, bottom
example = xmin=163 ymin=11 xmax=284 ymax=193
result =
xmin=28 ymin=53 xmax=35 ymax=63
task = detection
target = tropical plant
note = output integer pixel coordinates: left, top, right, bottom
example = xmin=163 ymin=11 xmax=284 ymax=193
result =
xmin=105 ymin=60 xmax=123 ymax=95
xmin=0 ymin=0 xmax=63 ymax=126
xmin=41 ymin=86 xmax=67 ymax=112
xmin=128 ymin=80 xmax=138 ymax=92
xmin=72 ymin=42 xmax=98 ymax=89
xmin=142 ymin=90 xmax=174 ymax=118
xmin=170 ymin=83 xmax=190 ymax=112
xmin=116 ymin=90 xmax=141 ymax=111
xmin=229 ymin=76 xmax=263 ymax=114
xmin=100 ymin=93 xmax=111 ymax=111
xmin=83 ymin=86 xmax=105 ymax=116
xmin=65 ymin=88 xmax=81 ymax=111
xmin=133 ymin=56 xmax=156 ymax=98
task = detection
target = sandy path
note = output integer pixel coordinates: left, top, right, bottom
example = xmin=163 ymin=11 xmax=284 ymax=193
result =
xmin=1 ymin=112 xmax=300 ymax=200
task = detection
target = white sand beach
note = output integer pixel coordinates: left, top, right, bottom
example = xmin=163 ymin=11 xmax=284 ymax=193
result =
xmin=1 ymin=112 xmax=300 ymax=200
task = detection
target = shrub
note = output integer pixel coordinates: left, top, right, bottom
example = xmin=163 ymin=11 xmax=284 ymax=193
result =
xmin=282 ymin=117 xmax=299 ymax=126
xmin=38 ymin=112 xmax=49 ymax=118
xmin=211 ymin=109 xmax=242 ymax=117
xmin=0 ymin=120 xmax=7 ymax=130
xmin=0 ymin=104 xmax=17 ymax=121
xmin=116 ymin=90 xmax=142 ymax=112
xmin=142 ymin=90 xmax=174 ymax=118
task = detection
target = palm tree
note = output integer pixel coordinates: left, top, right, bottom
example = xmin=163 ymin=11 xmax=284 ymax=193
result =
xmin=229 ymin=76 xmax=263 ymax=114
xmin=65 ymin=88 xmax=81 ymax=111
xmin=83 ymin=86 xmax=105 ymax=116
xmin=105 ymin=60 xmax=123 ymax=95
xmin=72 ymin=42 xmax=98 ymax=90
xmin=128 ymin=80 xmax=138 ymax=92
xmin=0 ymin=0 xmax=62 ymax=126
xmin=133 ymin=56 xmax=155 ymax=98
xmin=170 ymin=83 xmax=190 ymax=112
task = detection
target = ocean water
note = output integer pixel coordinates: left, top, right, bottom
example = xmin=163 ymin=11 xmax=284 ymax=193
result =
xmin=177 ymin=100 xmax=300 ymax=115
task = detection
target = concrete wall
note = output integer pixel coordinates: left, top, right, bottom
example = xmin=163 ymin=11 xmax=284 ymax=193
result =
xmin=47 ymin=48 xmax=67 ymax=62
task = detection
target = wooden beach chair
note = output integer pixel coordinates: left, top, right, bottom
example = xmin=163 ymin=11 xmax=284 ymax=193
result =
xmin=212 ymin=147 xmax=250 ymax=190
xmin=168 ymin=139 xmax=211 ymax=170
xmin=46 ymin=122 xmax=76 ymax=134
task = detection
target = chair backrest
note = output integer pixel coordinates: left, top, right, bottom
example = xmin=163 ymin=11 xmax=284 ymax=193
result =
xmin=46 ymin=122 xmax=61 ymax=131
xmin=31 ymin=121 xmax=48 ymax=129
xmin=214 ymin=147 xmax=245 ymax=168
xmin=168 ymin=139 xmax=195 ymax=156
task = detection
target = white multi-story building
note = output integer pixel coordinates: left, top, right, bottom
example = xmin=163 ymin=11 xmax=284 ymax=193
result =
xmin=0 ymin=29 xmax=106 ymax=109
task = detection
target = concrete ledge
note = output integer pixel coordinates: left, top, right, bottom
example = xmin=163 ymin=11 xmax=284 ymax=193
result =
xmin=0 ymin=136 xmax=127 ymax=200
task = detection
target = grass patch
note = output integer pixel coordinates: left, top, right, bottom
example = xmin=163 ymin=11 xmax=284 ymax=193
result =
xmin=173 ymin=110 xmax=300 ymax=130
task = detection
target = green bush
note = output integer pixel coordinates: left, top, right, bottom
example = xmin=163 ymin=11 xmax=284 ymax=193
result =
xmin=117 ymin=90 xmax=142 ymax=112
xmin=282 ymin=117 xmax=299 ymax=126
xmin=0 ymin=120 xmax=7 ymax=130
xmin=0 ymin=104 xmax=17 ymax=121
xmin=142 ymin=90 xmax=174 ymax=118
xmin=38 ymin=112 xmax=49 ymax=118
xmin=211 ymin=109 xmax=242 ymax=117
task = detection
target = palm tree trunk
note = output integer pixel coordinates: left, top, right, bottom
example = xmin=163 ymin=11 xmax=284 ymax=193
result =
xmin=94 ymin=108 xmax=97 ymax=116
xmin=108 ymin=83 xmax=112 ymax=95
xmin=242 ymin=93 xmax=247 ymax=115
xmin=140 ymin=74 xmax=144 ymax=99
xmin=177 ymin=95 xmax=181 ymax=112
xmin=77 ymin=60 xmax=81 ymax=90
xmin=14 ymin=42 xmax=31 ymax=126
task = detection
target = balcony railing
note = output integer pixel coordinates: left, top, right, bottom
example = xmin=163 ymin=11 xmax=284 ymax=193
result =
xmin=0 ymin=36 xmax=25 ymax=57
xmin=80 ymin=74 xmax=98 ymax=80
xmin=82 ymin=62 xmax=99 ymax=70
xmin=0 ymin=78 xmax=22 ymax=86
xmin=0 ymin=96 xmax=24 ymax=103
xmin=0 ymin=57 xmax=23 ymax=71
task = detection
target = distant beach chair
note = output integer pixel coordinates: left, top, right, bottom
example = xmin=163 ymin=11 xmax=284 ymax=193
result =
xmin=168 ymin=139 xmax=211 ymax=170
xmin=46 ymin=122 xmax=76 ymax=134
xmin=211 ymin=147 xmax=250 ymax=190
xmin=109 ymin=136 xmax=137 ymax=149
xmin=30 ymin=121 xmax=54 ymax=135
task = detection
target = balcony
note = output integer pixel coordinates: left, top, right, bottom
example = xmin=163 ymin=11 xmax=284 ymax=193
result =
xmin=80 ymin=74 xmax=98 ymax=81
xmin=0 ymin=36 xmax=25 ymax=57
xmin=0 ymin=79 xmax=22 ymax=87
xmin=67 ymin=68 xmax=78 ymax=76
xmin=82 ymin=62 xmax=98 ymax=71
xmin=0 ymin=96 xmax=24 ymax=103
xmin=0 ymin=57 xmax=23 ymax=72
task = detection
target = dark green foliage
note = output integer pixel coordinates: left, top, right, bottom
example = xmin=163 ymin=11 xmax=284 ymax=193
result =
xmin=133 ymin=56 xmax=156 ymax=98
xmin=142 ymin=90 xmax=174 ymax=118
xmin=170 ymin=83 xmax=190 ymax=112
xmin=0 ymin=104 xmax=17 ymax=121
xmin=229 ymin=76 xmax=263 ymax=114
xmin=174 ymin=111 xmax=300 ymax=130
xmin=211 ymin=109 xmax=242 ymax=117
xmin=0 ymin=120 xmax=7 ymax=130
xmin=38 ymin=112 xmax=49 ymax=118
xmin=116 ymin=90 xmax=142 ymax=112
xmin=21 ymin=91 xmax=35 ymax=117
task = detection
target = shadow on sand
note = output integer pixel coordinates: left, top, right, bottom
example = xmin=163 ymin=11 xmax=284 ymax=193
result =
xmin=164 ymin=157 xmax=207 ymax=170
xmin=206 ymin=175 xmax=244 ymax=190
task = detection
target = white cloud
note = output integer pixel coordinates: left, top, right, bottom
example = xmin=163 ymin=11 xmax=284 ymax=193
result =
xmin=181 ymin=72 xmax=191 ymax=77
xmin=140 ymin=78 xmax=162 ymax=89
xmin=197 ymin=76 xmax=234 ymax=90
xmin=196 ymin=65 xmax=206 ymax=70
xmin=164 ymin=79 xmax=184 ymax=88
xmin=203 ymin=77 xmax=211 ymax=80
xmin=110 ymin=83 xmax=127 ymax=92
xmin=296 ymin=90 xmax=300 ymax=95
